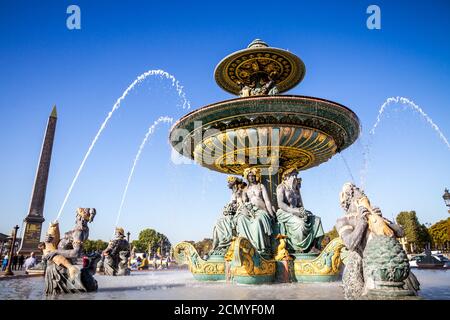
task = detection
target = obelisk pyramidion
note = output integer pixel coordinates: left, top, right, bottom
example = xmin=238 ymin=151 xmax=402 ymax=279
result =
xmin=18 ymin=106 xmax=57 ymax=255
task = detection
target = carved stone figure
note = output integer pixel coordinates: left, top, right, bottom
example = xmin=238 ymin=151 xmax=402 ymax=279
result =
xmin=235 ymin=167 xmax=274 ymax=256
xmin=102 ymin=227 xmax=131 ymax=276
xmin=237 ymin=72 xmax=279 ymax=97
xmin=41 ymin=208 xmax=100 ymax=295
xmin=276 ymin=168 xmax=324 ymax=253
xmin=210 ymin=176 xmax=246 ymax=255
xmin=237 ymin=81 xmax=252 ymax=97
xmin=335 ymin=183 xmax=419 ymax=299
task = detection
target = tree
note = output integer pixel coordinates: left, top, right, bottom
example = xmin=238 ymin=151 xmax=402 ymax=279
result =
xmin=193 ymin=238 xmax=213 ymax=257
xmin=396 ymin=211 xmax=430 ymax=252
xmin=83 ymin=239 xmax=108 ymax=253
xmin=417 ymin=223 xmax=432 ymax=250
xmin=321 ymin=227 xmax=339 ymax=248
xmin=428 ymin=218 xmax=450 ymax=251
xmin=131 ymin=228 xmax=171 ymax=256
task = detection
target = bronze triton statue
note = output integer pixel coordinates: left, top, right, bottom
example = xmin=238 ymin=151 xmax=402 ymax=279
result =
xmin=40 ymin=208 xmax=100 ymax=295
xmin=101 ymin=227 xmax=131 ymax=276
xmin=335 ymin=183 xmax=420 ymax=299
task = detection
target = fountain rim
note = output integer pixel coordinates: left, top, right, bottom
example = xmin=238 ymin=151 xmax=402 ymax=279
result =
xmin=170 ymin=94 xmax=360 ymax=132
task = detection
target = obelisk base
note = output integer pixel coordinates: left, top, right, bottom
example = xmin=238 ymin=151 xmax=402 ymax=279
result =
xmin=18 ymin=215 xmax=45 ymax=256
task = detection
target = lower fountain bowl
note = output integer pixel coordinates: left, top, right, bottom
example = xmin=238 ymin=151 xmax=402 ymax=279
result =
xmin=170 ymin=95 xmax=360 ymax=175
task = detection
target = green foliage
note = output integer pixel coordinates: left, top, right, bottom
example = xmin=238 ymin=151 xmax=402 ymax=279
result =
xmin=396 ymin=211 xmax=431 ymax=252
xmin=131 ymin=228 xmax=171 ymax=256
xmin=193 ymin=238 xmax=213 ymax=257
xmin=321 ymin=227 xmax=339 ymax=247
xmin=417 ymin=223 xmax=432 ymax=249
xmin=429 ymin=218 xmax=450 ymax=248
xmin=83 ymin=239 xmax=108 ymax=253
xmin=396 ymin=211 xmax=419 ymax=243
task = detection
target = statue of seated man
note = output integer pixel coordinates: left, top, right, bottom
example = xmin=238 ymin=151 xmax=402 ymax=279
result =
xmin=210 ymin=176 xmax=246 ymax=256
xmin=235 ymin=167 xmax=274 ymax=256
xmin=102 ymin=227 xmax=131 ymax=276
xmin=41 ymin=208 xmax=100 ymax=295
xmin=276 ymin=168 xmax=324 ymax=253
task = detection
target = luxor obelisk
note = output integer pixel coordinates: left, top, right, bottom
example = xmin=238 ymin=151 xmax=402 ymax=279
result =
xmin=18 ymin=106 xmax=57 ymax=255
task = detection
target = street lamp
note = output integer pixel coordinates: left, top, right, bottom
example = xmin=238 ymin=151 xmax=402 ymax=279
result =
xmin=443 ymin=188 xmax=450 ymax=214
xmin=127 ymin=231 xmax=130 ymax=243
xmin=4 ymin=225 xmax=19 ymax=276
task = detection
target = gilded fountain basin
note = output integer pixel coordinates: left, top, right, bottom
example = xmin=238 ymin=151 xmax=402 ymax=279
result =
xmin=169 ymin=95 xmax=360 ymax=175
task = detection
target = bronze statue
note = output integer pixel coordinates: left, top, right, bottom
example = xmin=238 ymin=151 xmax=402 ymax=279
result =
xmin=235 ymin=167 xmax=274 ymax=256
xmin=210 ymin=176 xmax=246 ymax=255
xmin=102 ymin=227 xmax=131 ymax=276
xmin=335 ymin=183 xmax=419 ymax=299
xmin=276 ymin=168 xmax=324 ymax=253
xmin=41 ymin=208 xmax=100 ymax=295
xmin=237 ymin=71 xmax=279 ymax=97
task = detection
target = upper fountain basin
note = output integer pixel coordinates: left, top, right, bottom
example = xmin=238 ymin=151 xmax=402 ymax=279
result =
xmin=169 ymin=95 xmax=360 ymax=175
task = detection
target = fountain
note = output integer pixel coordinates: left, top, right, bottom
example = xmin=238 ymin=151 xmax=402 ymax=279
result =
xmin=169 ymin=39 xmax=360 ymax=284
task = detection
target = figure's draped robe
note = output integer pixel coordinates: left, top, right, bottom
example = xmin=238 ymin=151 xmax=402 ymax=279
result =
xmin=276 ymin=209 xmax=324 ymax=252
xmin=212 ymin=214 xmax=236 ymax=254
xmin=235 ymin=203 xmax=273 ymax=255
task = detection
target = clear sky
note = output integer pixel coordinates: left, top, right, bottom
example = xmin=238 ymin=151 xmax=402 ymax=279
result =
xmin=1 ymin=0 xmax=449 ymax=245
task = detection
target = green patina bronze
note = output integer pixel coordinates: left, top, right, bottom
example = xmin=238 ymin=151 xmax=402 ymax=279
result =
xmin=171 ymin=40 xmax=358 ymax=284
xmin=170 ymin=95 xmax=360 ymax=174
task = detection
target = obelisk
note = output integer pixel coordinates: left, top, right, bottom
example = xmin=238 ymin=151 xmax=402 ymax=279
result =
xmin=18 ymin=106 xmax=57 ymax=255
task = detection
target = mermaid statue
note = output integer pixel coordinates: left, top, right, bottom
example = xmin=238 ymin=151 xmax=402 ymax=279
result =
xmin=210 ymin=176 xmax=246 ymax=256
xmin=276 ymin=167 xmax=324 ymax=253
xmin=235 ymin=167 xmax=274 ymax=256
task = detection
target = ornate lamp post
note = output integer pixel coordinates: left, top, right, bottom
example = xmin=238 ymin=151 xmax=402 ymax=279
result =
xmin=4 ymin=225 xmax=19 ymax=276
xmin=443 ymin=188 xmax=450 ymax=214
xmin=126 ymin=231 xmax=130 ymax=243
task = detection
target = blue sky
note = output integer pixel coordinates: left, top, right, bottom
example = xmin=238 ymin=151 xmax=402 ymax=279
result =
xmin=1 ymin=0 xmax=449 ymax=245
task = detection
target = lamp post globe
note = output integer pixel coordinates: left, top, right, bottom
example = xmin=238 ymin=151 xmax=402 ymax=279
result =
xmin=443 ymin=188 xmax=450 ymax=214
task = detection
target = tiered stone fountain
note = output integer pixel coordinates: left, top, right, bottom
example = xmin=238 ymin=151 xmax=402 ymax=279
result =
xmin=170 ymin=39 xmax=360 ymax=284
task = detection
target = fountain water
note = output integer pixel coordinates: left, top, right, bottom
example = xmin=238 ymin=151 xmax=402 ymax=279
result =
xmin=360 ymin=96 xmax=450 ymax=189
xmin=56 ymin=70 xmax=190 ymax=220
xmin=339 ymin=153 xmax=355 ymax=184
xmin=114 ymin=116 xmax=173 ymax=228
xmin=370 ymin=97 xmax=449 ymax=145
